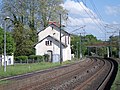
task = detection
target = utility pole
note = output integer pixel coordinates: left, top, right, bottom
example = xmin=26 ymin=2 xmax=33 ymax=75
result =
xmin=59 ymin=14 xmax=63 ymax=64
xmin=80 ymin=33 xmax=82 ymax=59
xmin=107 ymin=47 xmax=110 ymax=58
xmin=109 ymin=36 xmax=112 ymax=57
xmin=4 ymin=19 xmax=7 ymax=72
xmin=118 ymin=29 xmax=120 ymax=58
xmin=77 ymin=42 xmax=79 ymax=60
xmin=105 ymin=24 xmax=120 ymax=58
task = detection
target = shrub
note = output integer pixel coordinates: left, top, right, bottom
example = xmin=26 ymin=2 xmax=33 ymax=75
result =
xmin=28 ymin=55 xmax=36 ymax=63
xmin=15 ymin=56 xmax=28 ymax=63
xmin=29 ymin=55 xmax=44 ymax=63
xmin=36 ymin=55 xmax=43 ymax=62
xmin=43 ymin=54 xmax=49 ymax=62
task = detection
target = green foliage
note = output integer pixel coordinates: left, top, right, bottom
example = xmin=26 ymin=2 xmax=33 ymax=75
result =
xmin=43 ymin=54 xmax=49 ymax=62
xmin=0 ymin=62 xmax=61 ymax=79
xmin=71 ymin=34 xmax=103 ymax=58
xmin=1 ymin=0 xmax=67 ymax=57
xmin=111 ymin=64 xmax=120 ymax=90
xmin=0 ymin=27 xmax=15 ymax=55
xmin=15 ymin=56 xmax=28 ymax=63
xmin=28 ymin=55 xmax=36 ymax=60
xmin=109 ymin=36 xmax=119 ymax=57
xmin=29 ymin=55 xmax=43 ymax=63
xmin=85 ymin=34 xmax=98 ymax=44
xmin=0 ymin=60 xmax=77 ymax=79
xmin=11 ymin=19 xmax=36 ymax=56
xmin=0 ymin=27 xmax=4 ymax=54
xmin=36 ymin=55 xmax=44 ymax=62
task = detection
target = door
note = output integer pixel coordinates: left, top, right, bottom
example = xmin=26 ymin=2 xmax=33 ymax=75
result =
xmin=47 ymin=50 xmax=53 ymax=62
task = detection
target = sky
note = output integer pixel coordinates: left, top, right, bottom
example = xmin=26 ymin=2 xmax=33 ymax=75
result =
xmin=62 ymin=0 xmax=120 ymax=40
xmin=0 ymin=0 xmax=120 ymax=40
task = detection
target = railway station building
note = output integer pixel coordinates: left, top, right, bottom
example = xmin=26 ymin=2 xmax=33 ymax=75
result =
xmin=34 ymin=22 xmax=71 ymax=62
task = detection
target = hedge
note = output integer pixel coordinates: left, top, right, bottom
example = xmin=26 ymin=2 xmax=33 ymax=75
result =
xmin=15 ymin=56 xmax=28 ymax=63
xmin=43 ymin=54 xmax=49 ymax=62
xmin=28 ymin=55 xmax=44 ymax=63
xmin=15 ymin=54 xmax=49 ymax=63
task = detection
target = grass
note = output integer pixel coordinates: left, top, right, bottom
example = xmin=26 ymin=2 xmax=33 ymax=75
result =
xmin=0 ymin=62 xmax=61 ymax=79
xmin=0 ymin=80 xmax=10 ymax=85
xmin=0 ymin=60 xmax=76 ymax=79
xmin=0 ymin=59 xmax=79 ymax=85
xmin=111 ymin=64 xmax=120 ymax=90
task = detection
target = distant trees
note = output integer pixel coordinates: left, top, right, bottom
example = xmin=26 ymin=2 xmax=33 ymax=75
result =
xmin=71 ymin=34 xmax=119 ymax=58
xmin=108 ymin=35 xmax=119 ymax=57
xmin=1 ymin=0 xmax=67 ymax=56
xmin=71 ymin=34 xmax=102 ymax=58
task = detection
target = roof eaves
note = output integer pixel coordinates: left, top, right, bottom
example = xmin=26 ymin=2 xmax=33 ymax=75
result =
xmin=34 ymin=35 xmax=67 ymax=47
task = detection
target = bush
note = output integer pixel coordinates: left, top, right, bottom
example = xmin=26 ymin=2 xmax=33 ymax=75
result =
xmin=15 ymin=56 xmax=28 ymax=63
xmin=36 ymin=55 xmax=43 ymax=62
xmin=43 ymin=54 xmax=49 ymax=62
xmin=29 ymin=55 xmax=44 ymax=63
xmin=29 ymin=55 xmax=36 ymax=63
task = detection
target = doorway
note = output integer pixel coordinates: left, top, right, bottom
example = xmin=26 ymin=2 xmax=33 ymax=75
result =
xmin=47 ymin=50 xmax=53 ymax=62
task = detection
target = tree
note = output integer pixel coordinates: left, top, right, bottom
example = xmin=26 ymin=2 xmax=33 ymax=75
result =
xmin=0 ymin=27 xmax=15 ymax=55
xmin=71 ymin=34 xmax=102 ymax=58
xmin=83 ymin=35 xmax=102 ymax=56
xmin=71 ymin=34 xmax=84 ymax=58
xmin=11 ymin=18 xmax=35 ymax=56
xmin=37 ymin=0 xmax=68 ymax=28
xmin=108 ymin=35 xmax=119 ymax=57
xmin=0 ymin=28 xmax=4 ymax=54
xmin=1 ymin=0 xmax=67 ymax=29
xmin=1 ymin=0 xmax=67 ymax=56
xmin=84 ymin=35 xmax=98 ymax=44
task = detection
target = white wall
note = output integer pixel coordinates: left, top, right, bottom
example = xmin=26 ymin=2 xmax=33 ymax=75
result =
xmin=62 ymin=45 xmax=71 ymax=61
xmin=35 ymin=37 xmax=60 ymax=55
xmin=38 ymin=26 xmax=62 ymax=42
xmin=35 ymin=37 xmax=71 ymax=62
xmin=36 ymin=25 xmax=71 ymax=62
xmin=1 ymin=55 xmax=14 ymax=66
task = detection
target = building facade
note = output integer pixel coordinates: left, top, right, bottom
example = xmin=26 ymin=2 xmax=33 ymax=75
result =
xmin=0 ymin=55 xmax=14 ymax=66
xmin=34 ymin=23 xmax=71 ymax=62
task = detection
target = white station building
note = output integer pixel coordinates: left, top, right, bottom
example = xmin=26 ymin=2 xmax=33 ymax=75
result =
xmin=34 ymin=22 xmax=71 ymax=62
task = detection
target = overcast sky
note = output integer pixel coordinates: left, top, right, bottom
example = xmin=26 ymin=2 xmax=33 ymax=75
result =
xmin=62 ymin=0 xmax=120 ymax=40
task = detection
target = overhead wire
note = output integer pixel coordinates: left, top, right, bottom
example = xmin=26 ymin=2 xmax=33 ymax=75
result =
xmin=88 ymin=0 xmax=107 ymax=40
xmin=81 ymin=0 xmax=86 ymax=6
xmin=70 ymin=25 xmax=86 ymax=33
xmin=76 ymin=0 xmax=104 ymax=33
xmin=105 ymin=24 xmax=120 ymax=36
xmin=90 ymin=0 xmax=105 ymax=27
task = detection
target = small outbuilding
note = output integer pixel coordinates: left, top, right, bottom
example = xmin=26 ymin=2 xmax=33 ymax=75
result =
xmin=0 ymin=54 xmax=14 ymax=66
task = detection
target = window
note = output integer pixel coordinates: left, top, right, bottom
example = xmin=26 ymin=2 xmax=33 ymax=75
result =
xmin=45 ymin=41 xmax=52 ymax=46
xmin=50 ymin=41 xmax=52 ymax=46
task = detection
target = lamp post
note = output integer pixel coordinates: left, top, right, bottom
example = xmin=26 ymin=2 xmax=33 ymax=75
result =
xmin=4 ymin=16 xmax=10 ymax=72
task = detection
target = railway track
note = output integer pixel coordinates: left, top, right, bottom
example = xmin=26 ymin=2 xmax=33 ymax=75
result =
xmin=74 ymin=58 xmax=114 ymax=90
xmin=0 ymin=57 xmax=115 ymax=90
